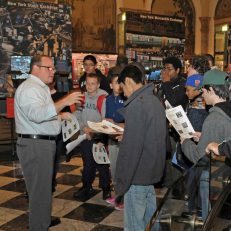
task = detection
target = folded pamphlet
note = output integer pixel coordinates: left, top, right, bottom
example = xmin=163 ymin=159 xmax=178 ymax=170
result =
xmin=87 ymin=120 xmax=124 ymax=135
xmin=166 ymin=105 xmax=195 ymax=139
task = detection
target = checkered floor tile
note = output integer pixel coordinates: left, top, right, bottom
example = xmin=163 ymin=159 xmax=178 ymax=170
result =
xmin=0 ymin=156 xmax=124 ymax=231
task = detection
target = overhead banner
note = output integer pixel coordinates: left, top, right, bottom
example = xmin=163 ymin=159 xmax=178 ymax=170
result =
xmin=126 ymin=11 xmax=185 ymax=39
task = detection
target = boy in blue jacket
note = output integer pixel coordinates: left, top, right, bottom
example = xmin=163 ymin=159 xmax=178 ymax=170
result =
xmin=105 ymin=66 xmax=125 ymax=210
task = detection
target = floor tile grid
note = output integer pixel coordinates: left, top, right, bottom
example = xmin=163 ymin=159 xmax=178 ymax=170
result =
xmin=0 ymin=157 xmax=124 ymax=231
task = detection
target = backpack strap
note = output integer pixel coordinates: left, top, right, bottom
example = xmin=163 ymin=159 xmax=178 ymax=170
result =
xmin=97 ymin=95 xmax=106 ymax=115
xmin=79 ymin=94 xmax=106 ymax=115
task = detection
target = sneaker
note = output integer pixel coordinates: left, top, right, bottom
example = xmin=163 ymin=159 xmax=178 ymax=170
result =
xmin=115 ymin=203 xmax=124 ymax=211
xmin=106 ymin=196 xmax=116 ymax=206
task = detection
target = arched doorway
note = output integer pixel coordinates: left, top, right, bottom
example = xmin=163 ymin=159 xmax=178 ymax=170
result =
xmin=151 ymin=0 xmax=195 ymax=59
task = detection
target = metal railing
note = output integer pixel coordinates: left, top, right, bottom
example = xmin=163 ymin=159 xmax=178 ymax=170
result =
xmin=146 ymin=155 xmax=231 ymax=231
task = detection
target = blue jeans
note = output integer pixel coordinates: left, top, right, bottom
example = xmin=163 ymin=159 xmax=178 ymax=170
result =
xmin=200 ymin=170 xmax=210 ymax=221
xmin=124 ymin=185 xmax=156 ymax=231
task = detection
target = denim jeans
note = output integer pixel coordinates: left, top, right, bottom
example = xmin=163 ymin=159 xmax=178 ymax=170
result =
xmin=200 ymin=170 xmax=210 ymax=221
xmin=124 ymin=185 xmax=156 ymax=231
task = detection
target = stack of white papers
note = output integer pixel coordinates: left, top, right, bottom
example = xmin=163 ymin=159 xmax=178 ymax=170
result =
xmin=87 ymin=120 xmax=124 ymax=134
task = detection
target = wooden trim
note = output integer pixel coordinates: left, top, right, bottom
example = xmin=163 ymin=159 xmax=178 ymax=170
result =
xmin=119 ymin=7 xmax=151 ymax=13
xmin=214 ymin=16 xmax=231 ymax=25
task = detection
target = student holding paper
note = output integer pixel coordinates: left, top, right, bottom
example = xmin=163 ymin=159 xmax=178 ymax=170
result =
xmin=73 ymin=73 xmax=111 ymax=201
xmin=181 ymin=69 xmax=231 ymax=221
xmin=157 ymin=56 xmax=188 ymax=198
xmin=105 ymin=66 xmax=125 ymax=210
xmin=114 ymin=63 xmax=166 ymax=231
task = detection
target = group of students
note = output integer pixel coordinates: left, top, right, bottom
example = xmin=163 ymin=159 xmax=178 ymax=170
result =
xmin=14 ymin=53 xmax=231 ymax=231
xmin=67 ymin=54 xmax=231 ymax=228
xmin=182 ymin=67 xmax=231 ymax=220
xmin=72 ymin=54 xmax=167 ymax=231
xmin=160 ymin=54 xmax=231 ymax=222
xmin=140 ymin=53 xmax=231 ymax=228
xmin=72 ymin=55 xmax=126 ymax=210
xmin=160 ymin=54 xmax=231 ymax=223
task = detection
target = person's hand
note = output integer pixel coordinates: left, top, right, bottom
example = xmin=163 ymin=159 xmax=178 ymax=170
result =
xmin=161 ymin=70 xmax=171 ymax=82
xmin=205 ymin=142 xmax=220 ymax=156
xmin=116 ymin=134 xmax=123 ymax=141
xmin=116 ymin=123 xmax=125 ymax=128
xmin=104 ymin=118 xmax=114 ymax=123
xmin=192 ymin=132 xmax=201 ymax=142
xmin=60 ymin=112 xmax=72 ymax=121
xmin=180 ymin=136 xmax=187 ymax=144
xmin=83 ymin=127 xmax=93 ymax=140
xmin=64 ymin=92 xmax=84 ymax=106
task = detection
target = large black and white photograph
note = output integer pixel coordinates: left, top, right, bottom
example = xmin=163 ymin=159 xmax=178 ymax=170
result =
xmin=0 ymin=0 xmax=72 ymax=80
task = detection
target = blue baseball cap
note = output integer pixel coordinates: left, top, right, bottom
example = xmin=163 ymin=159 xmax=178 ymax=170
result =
xmin=185 ymin=74 xmax=203 ymax=88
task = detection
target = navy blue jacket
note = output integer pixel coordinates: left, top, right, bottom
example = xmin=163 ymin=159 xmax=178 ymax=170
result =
xmin=105 ymin=93 xmax=124 ymax=123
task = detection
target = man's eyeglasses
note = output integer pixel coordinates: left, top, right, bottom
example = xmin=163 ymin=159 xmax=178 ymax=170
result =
xmin=38 ymin=65 xmax=56 ymax=72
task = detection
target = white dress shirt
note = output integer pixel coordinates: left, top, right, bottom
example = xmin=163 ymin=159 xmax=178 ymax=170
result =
xmin=14 ymin=75 xmax=61 ymax=135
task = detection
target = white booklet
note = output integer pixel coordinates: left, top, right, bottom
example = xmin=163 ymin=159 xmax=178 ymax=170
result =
xmin=166 ymin=105 xmax=195 ymax=139
xmin=66 ymin=134 xmax=87 ymax=154
xmin=92 ymin=143 xmax=110 ymax=164
xmin=87 ymin=120 xmax=124 ymax=134
xmin=62 ymin=113 xmax=80 ymax=142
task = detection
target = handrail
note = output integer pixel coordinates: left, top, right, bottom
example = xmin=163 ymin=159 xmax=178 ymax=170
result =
xmin=201 ymin=181 xmax=231 ymax=231
xmin=146 ymin=155 xmax=231 ymax=231
xmin=147 ymin=172 xmax=187 ymax=230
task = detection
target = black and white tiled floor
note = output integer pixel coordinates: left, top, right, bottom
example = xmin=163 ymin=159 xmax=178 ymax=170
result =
xmin=0 ymin=117 xmax=168 ymax=231
xmin=1 ymin=118 xmax=229 ymax=231
xmin=0 ymin=156 xmax=126 ymax=231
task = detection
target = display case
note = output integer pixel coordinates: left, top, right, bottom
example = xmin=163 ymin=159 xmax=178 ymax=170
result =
xmin=118 ymin=11 xmax=185 ymax=70
xmin=214 ymin=24 xmax=231 ymax=69
xmin=72 ymin=53 xmax=117 ymax=88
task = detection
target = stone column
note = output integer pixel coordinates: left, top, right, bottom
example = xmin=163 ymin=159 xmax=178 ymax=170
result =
xmin=199 ymin=17 xmax=211 ymax=54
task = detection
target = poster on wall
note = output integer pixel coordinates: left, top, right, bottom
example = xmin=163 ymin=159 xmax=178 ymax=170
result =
xmin=124 ymin=11 xmax=185 ymax=64
xmin=0 ymin=0 xmax=72 ymax=79
xmin=72 ymin=0 xmax=116 ymax=54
